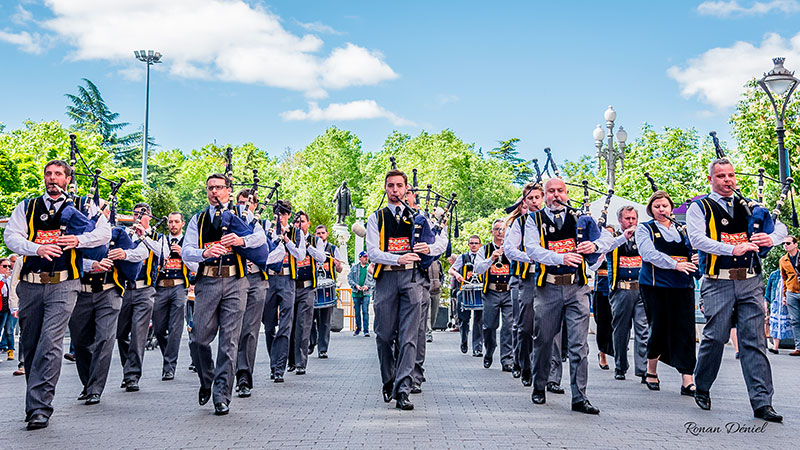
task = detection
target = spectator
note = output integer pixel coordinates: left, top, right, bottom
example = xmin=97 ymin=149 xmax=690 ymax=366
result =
xmin=5 ymin=256 xmax=24 ymax=375
xmin=347 ymin=251 xmax=374 ymax=337
xmin=778 ymin=236 xmax=800 ymax=356
xmin=0 ymin=257 xmax=12 ymax=360
xmin=765 ymin=269 xmax=793 ymax=354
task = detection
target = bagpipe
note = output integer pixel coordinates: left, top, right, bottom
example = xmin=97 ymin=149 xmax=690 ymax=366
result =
xmin=503 ymin=147 xmax=558 ymax=214
xmin=401 ymin=189 xmax=458 ymax=270
xmin=559 ymin=179 xmax=604 ymax=265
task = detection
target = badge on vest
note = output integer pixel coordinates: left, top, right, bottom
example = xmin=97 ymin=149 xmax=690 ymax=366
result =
xmin=721 ymin=218 xmax=729 ymax=226
xmin=40 ymin=213 xmax=50 ymax=221
xmin=547 ymin=238 xmax=576 ymax=254
xmin=549 ymin=226 xmax=556 ymax=233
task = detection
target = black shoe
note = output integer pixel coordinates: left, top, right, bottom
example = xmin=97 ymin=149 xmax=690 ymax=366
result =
xmin=198 ymin=388 xmax=212 ymax=406
xmin=694 ymin=390 xmax=711 ymax=410
xmin=382 ymin=381 xmax=394 ymax=403
xmin=63 ymin=352 xmax=76 ymax=362
xmin=238 ymin=386 xmax=251 ymax=398
xmin=483 ymin=357 xmax=492 ymax=368
xmin=77 ymin=389 xmax=89 ymax=401
xmin=364 ymin=332 xmax=370 ymax=337
xmin=287 ymin=365 xmax=296 ymax=372
xmin=681 ymin=383 xmax=696 ymax=397
xmin=571 ymin=400 xmax=600 ymax=415
xmin=501 ymin=364 xmax=513 ymax=373
xmin=84 ymin=394 xmax=101 ymax=405
xmin=295 ymin=367 xmax=306 ymax=375
xmin=353 ymin=330 xmax=360 ymax=336
xmin=473 ymin=350 xmax=483 ymax=357
xmin=274 ymin=374 xmax=284 ymax=383
xmin=521 ymin=370 xmax=532 ymax=387
xmin=308 ymin=345 xmax=315 ymax=354
xmin=460 ymin=343 xmax=468 ymax=354
xmin=426 ymin=335 xmax=433 ymax=343
xmin=546 ymin=382 xmax=565 ymax=394
xmin=214 ymin=402 xmax=230 ymax=416
xmin=644 ymin=373 xmax=660 ymax=391
xmin=512 ymin=367 xmax=521 ymax=378
xmin=531 ymin=390 xmax=546 ymax=405
xmin=162 ymin=371 xmax=174 ymax=381
xmin=410 ymin=384 xmax=422 ymax=394
xmin=125 ymin=380 xmax=140 ymax=392
xmin=26 ymin=414 xmax=49 ymax=430
xmin=614 ymin=371 xmax=626 ymax=381
xmin=395 ymin=392 xmax=414 ymax=410
xmin=120 ymin=380 xmax=127 ymax=389
xmin=597 ymin=353 xmax=609 ymax=370
xmin=753 ymin=405 xmax=783 ymax=423
xmin=188 ymin=363 xmax=196 ymax=372
xmin=735 ymin=352 xmax=739 ymax=359
xmin=319 ymin=351 xmax=328 ymax=359
xmin=768 ymin=348 xmax=779 ymax=354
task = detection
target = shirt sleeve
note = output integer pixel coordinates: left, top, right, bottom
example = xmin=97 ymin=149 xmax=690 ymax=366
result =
xmin=635 ymin=223 xmax=678 ymax=270
xmin=181 ymin=214 xmax=205 ymax=263
xmin=284 ymin=230 xmax=306 ymax=261
xmin=76 ymin=213 xmax=111 ymax=249
xmin=686 ymin=202 xmax=734 ymax=256
xmin=473 ymin=248 xmax=492 ymax=275
xmin=366 ymin=212 xmax=400 ymax=266
xmin=427 ymin=220 xmax=449 ymax=257
xmin=523 ymin=215 xmax=565 ymax=266
xmin=126 ymin=240 xmax=151 ymax=263
xmin=241 ymin=215 xmax=267 ymax=249
xmin=3 ymin=201 xmax=40 ymax=256
xmin=142 ymin=233 xmax=165 ymax=258
xmin=266 ymin=243 xmax=286 ymax=264
xmin=504 ymin=219 xmax=531 ymax=263
xmin=593 ymin=227 xmax=615 ymax=254
xmin=83 ymin=259 xmax=97 ymax=272
xmin=589 ymin=253 xmax=607 ymax=272
xmin=307 ymin=237 xmax=328 ymax=263
xmin=449 ymin=256 xmax=464 ymax=273
xmin=769 ymin=219 xmax=788 ymax=247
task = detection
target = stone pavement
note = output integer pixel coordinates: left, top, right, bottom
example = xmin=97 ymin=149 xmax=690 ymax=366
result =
xmin=0 ymin=325 xmax=796 ymax=449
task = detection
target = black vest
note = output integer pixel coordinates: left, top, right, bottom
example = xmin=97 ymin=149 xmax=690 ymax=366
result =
xmin=695 ymin=196 xmax=757 ymax=275
xmin=532 ymin=210 xmax=587 ymax=286
xmin=20 ymin=197 xmax=82 ymax=279
xmin=373 ymin=206 xmax=414 ymax=279
xmin=638 ymin=220 xmax=694 ymax=288
xmin=459 ymin=252 xmax=477 ymax=289
xmin=318 ymin=241 xmax=338 ymax=281
xmin=295 ymin=233 xmax=315 ymax=283
xmin=481 ymin=242 xmax=511 ymax=293
xmin=511 ymin=214 xmax=532 ymax=280
xmin=196 ymin=208 xmax=246 ymax=279
xmin=609 ymin=238 xmax=641 ymax=286
xmin=158 ymin=235 xmax=190 ymax=287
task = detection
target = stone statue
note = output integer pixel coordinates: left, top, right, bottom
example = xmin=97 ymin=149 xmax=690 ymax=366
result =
xmin=333 ymin=181 xmax=352 ymax=224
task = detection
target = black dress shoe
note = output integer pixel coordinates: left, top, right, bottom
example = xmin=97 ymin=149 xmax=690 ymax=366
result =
xmin=319 ymin=351 xmax=328 ymax=359
xmin=395 ymin=392 xmax=414 ymax=410
xmin=199 ymin=388 xmax=212 ymax=405
xmin=614 ymin=371 xmax=626 ymax=381
xmin=597 ymin=353 xmax=609 ymax=370
xmin=162 ymin=371 xmax=174 ymax=381
xmin=26 ymin=414 xmax=49 ymax=430
xmin=125 ymin=380 xmax=140 ymax=392
xmin=287 ymin=365 xmax=296 ymax=372
xmin=546 ymin=382 xmax=565 ymax=394
xmin=63 ymin=352 xmax=76 ymax=362
xmin=188 ymin=363 xmax=196 ymax=372
xmin=410 ymin=384 xmax=422 ymax=394
xmin=270 ymin=369 xmax=275 ymax=380
xmin=214 ymin=402 xmax=230 ymax=416
xmin=238 ymin=386 xmax=251 ymax=398
xmin=521 ymin=370 xmax=532 ymax=387
xmin=483 ymin=357 xmax=492 ymax=368
xmin=77 ymin=390 xmax=89 ymax=401
xmin=295 ymin=367 xmax=306 ymax=375
xmin=274 ymin=374 xmax=284 ymax=383
xmin=694 ymin=390 xmax=711 ymax=410
xmin=753 ymin=405 xmax=783 ymax=423
xmin=120 ymin=380 xmax=127 ymax=389
xmin=84 ymin=394 xmax=101 ymax=405
xmin=531 ymin=390 xmax=546 ymax=405
xmin=572 ymin=400 xmax=600 ymax=415
xmin=473 ymin=350 xmax=483 ymax=357
xmin=512 ymin=366 xmax=521 ymax=378
xmin=460 ymin=343 xmax=468 ymax=354
xmin=680 ymin=383 xmax=696 ymax=396
xmin=501 ymin=364 xmax=513 ymax=373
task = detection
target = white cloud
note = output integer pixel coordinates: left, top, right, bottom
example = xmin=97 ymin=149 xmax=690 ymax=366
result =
xmin=12 ymin=5 xmax=34 ymax=25
xmin=21 ymin=0 xmax=396 ymax=97
xmin=295 ymin=20 xmax=342 ymax=35
xmin=436 ymin=94 xmax=459 ymax=105
xmin=0 ymin=30 xmax=44 ymax=54
xmin=281 ymin=100 xmax=416 ymax=126
xmin=667 ymin=32 xmax=800 ymax=108
xmin=697 ymin=0 xmax=800 ymax=17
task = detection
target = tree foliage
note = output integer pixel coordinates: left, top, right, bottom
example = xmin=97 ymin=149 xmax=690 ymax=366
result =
xmin=489 ymin=138 xmax=533 ymax=185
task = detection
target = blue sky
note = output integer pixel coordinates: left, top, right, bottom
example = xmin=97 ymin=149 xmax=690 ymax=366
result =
xmin=2 ymin=0 xmax=800 ymax=166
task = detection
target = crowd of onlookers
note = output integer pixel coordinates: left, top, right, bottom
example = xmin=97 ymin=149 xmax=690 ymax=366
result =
xmin=0 ymin=254 xmax=25 ymax=376
xmin=768 ymin=236 xmax=800 ymax=355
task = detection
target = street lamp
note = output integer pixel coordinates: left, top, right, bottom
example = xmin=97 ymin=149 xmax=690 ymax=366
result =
xmin=134 ymin=49 xmax=163 ymax=186
xmin=757 ymin=57 xmax=799 ymax=183
xmin=593 ymin=105 xmax=627 ymax=189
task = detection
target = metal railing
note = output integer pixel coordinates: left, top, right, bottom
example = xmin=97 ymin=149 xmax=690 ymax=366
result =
xmin=337 ymin=288 xmax=355 ymax=330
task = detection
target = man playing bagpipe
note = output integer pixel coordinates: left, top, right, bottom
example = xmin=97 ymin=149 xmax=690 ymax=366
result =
xmin=3 ymin=160 xmax=111 ymax=430
xmin=523 ymin=178 xmax=613 ymax=414
xmin=182 ymin=174 xmax=267 ymax=415
xmin=308 ymin=225 xmax=344 ymax=360
xmin=70 ymin=202 xmax=148 ymax=406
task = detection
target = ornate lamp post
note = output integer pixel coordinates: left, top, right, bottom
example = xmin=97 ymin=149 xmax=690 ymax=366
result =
xmin=758 ymin=57 xmax=800 ymax=183
xmin=134 ymin=49 xmax=163 ymax=186
xmin=593 ymin=106 xmax=627 ymax=189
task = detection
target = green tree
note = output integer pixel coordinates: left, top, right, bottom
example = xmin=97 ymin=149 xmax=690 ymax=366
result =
xmin=489 ymin=138 xmax=534 ymax=185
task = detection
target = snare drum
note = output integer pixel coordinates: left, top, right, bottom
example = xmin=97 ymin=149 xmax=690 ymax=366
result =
xmin=460 ymin=282 xmax=483 ymax=311
xmin=314 ymin=277 xmax=337 ymax=309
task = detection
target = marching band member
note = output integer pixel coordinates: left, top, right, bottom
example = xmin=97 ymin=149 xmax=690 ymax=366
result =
xmin=182 ymin=174 xmax=266 ymax=415
xmin=590 ymin=227 xmax=614 ymax=372
xmin=635 ymin=191 xmax=697 ymax=395
xmin=448 ymin=236 xmax=484 ymax=357
xmin=473 ymin=219 xmax=514 ymax=372
xmin=288 ymin=211 xmax=318 ymax=375
xmin=366 ymin=169 xmax=423 ymax=410
xmin=688 ymin=158 xmax=785 ymax=422
xmin=524 ymin=178 xmax=613 ymax=414
xmin=606 ymin=207 xmax=648 ymax=381
xmin=308 ymin=225 xmax=343 ymax=360
xmin=3 ymin=160 xmax=111 ymax=430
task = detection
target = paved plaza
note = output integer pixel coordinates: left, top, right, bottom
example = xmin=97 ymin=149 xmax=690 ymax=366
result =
xmin=0 ymin=323 xmax=796 ymax=449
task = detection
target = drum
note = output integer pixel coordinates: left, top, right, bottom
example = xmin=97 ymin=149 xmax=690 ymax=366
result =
xmin=314 ymin=277 xmax=337 ymax=309
xmin=460 ymin=282 xmax=483 ymax=311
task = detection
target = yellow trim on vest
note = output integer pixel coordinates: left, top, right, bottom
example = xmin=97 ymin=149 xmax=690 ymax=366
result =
xmin=112 ymin=267 xmax=126 ymax=297
xmin=702 ymin=199 xmax=719 ymax=275
xmin=611 ymin=248 xmax=619 ymax=287
xmin=182 ymin=265 xmax=190 ymax=286
xmin=145 ymin=251 xmax=154 ymax=285
xmin=69 ymin=248 xmax=78 ymax=278
xmin=536 ymin=212 xmax=547 ymax=287
xmin=197 ymin=213 xmax=206 ymax=249
xmin=26 ymin=198 xmax=37 ymax=240
xmin=373 ymin=209 xmax=386 ymax=279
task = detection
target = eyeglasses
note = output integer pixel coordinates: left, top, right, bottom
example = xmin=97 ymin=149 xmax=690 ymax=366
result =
xmin=206 ymin=185 xmax=228 ymax=191
xmin=492 ymin=228 xmax=504 ymax=232
xmin=468 ymin=242 xmax=480 ymax=245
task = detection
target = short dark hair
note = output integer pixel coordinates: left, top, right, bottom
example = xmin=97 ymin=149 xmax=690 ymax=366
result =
xmin=384 ymin=169 xmax=408 ymax=185
xmin=44 ymin=159 xmax=73 ymax=178
xmin=274 ymin=199 xmax=292 ymax=215
xmin=524 ymin=182 xmax=543 ymax=196
xmin=206 ymin=173 xmax=231 ymax=187
xmin=646 ymin=190 xmax=675 ymax=218
xmin=134 ymin=202 xmax=151 ymax=214
xmin=468 ymin=234 xmax=481 ymax=244
xmin=168 ymin=211 xmax=184 ymax=221
xmin=236 ymin=188 xmax=257 ymax=203
xmin=788 ymin=236 xmax=798 ymax=244
xmin=296 ymin=210 xmax=309 ymax=222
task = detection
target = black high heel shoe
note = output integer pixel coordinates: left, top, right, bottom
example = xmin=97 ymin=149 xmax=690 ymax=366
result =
xmin=597 ymin=352 xmax=609 ymax=370
xmin=645 ymin=373 xmax=660 ymax=391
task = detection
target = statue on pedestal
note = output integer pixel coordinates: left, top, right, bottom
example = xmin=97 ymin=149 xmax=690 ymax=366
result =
xmin=332 ymin=181 xmax=352 ymax=225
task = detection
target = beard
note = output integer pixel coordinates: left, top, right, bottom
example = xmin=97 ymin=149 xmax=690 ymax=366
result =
xmin=46 ymin=181 xmax=66 ymax=196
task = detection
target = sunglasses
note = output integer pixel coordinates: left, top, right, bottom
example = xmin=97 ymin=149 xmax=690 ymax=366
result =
xmin=0 ymin=264 xmax=10 ymax=268
xmin=783 ymin=242 xmax=794 ymax=246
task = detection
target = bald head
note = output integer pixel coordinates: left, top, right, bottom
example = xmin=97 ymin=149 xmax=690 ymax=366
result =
xmin=543 ymin=178 xmax=569 ymax=209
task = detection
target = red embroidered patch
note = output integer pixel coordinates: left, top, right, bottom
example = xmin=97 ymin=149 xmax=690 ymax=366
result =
xmin=670 ymin=256 xmax=688 ymax=263
xmin=388 ymin=237 xmax=411 ymax=253
xmin=203 ymin=241 xmax=232 ymax=255
xmin=297 ymin=256 xmax=311 ymax=267
xmin=619 ymin=256 xmax=642 ymax=268
xmin=547 ymin=238 xmax=576 ymax=254
xmin=164 ymin=258 xmax=182 ymax=270
xmin=34 ymin=229 xmax=61 ymax=245
xmin=490 ymin=264 xmax=510 ymax=275
xmin=721 ymin=232 xmax=748 ymax=245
